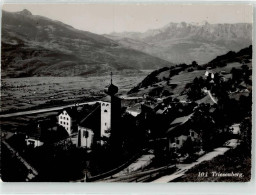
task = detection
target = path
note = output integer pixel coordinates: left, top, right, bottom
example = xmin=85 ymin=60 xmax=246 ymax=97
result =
xmin=113 ymin=154 xmax=154 ymax=177
xmin=0 ymin=101 xmax=98 ymax=118
xmin=0 ymin=95 xmax=147 ymax=118
xmin=152 ymin=139 xmax=239 ymax=183
xmin=207 ymin=90 xmax=217 ymax=104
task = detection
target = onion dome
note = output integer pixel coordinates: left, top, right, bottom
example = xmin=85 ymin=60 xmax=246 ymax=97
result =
xmin=104 ymin=72 xmax=118 ymax=95
xmin=105 ymin=83 xmax=118 ymax=96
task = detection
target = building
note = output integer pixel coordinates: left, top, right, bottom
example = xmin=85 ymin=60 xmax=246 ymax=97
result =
xmin=126 ymin=103 xmax=141 ymax=117
xmin=78 ymin=103 xmax=101 ymax=148
xmin=25 ymin=137 xmax=44 ymax=148
xmin=58 ymin=107 xmax=78 ymax=135
xmin=77 ymin=72 xmax=122 ymax=147
xmin=205 ymin=70 xmax=215 ymax=79
xmin=100 ymin=97 xmax=111 ymax=138
xmin=103 ymin=72 xmax=121 ymax=140
xmin=167 ymin=114 xmax=199 ymax=149
xmin=25 ymin=124 xmax=44 ymax=148
xmin=77 ymin=126 xmax=94 ymax=148
xmin=25 ymin=121 xmax=69 ymax=148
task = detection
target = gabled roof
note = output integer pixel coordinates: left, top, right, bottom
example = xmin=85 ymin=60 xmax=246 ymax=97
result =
xmin=26 ymin=122 xmax=69 ymax=142
xmin=61 ymin=107 xmax=79 ymax=118
xmin=170 ymin=114 xmax=192 ymax=126
xmin=27 ymin=124 xmax=42 ymax=140
xmin=156 ymin=107 xmax=168 ymax=114
xmin=127 ymin=103 xmax=141 ymax=116
xmin=167 ymin=114 xmax=192 ymax=136
xmin=79 ymin=104 xmax=101 ymax=136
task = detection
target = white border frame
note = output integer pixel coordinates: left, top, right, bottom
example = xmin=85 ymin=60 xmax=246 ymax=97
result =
xmin=0 ymin=0 xmax=255 ymax=194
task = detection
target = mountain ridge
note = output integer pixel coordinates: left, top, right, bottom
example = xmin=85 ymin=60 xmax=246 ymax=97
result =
xmin=1 ymin=10 xmax=172 ymax=78
xmin=105 ymin=22 xmax=252 ymax=65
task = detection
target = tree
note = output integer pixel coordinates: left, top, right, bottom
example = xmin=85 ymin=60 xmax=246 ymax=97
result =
xmin=187 ymin=77 xmax=205 ymax=101
xmin=190 ymin=104 xmax=215 ymax=151
xmin=192 ymin=61 xmax=198 ymax=67
xmin=180 ymin=137 xmax=198 ymax=156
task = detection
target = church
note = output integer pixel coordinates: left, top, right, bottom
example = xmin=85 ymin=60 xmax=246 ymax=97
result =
xmin=77 ymin=72 xmax=121 ymax=148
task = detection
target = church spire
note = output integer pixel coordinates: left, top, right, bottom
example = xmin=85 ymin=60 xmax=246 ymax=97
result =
xmin=104 ymin=72 xmax=118 ymax=96
xmin=111 ymin=72 xmax=113 ymax=84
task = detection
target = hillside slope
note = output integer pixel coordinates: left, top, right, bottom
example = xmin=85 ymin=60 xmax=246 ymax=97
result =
xmin=1 ymin=9 xmax=171 ymax=78
xmin=105 ymin=22 xmax=252 ymax=64
xmin=128 ymin=45 xmax=252 ymax=103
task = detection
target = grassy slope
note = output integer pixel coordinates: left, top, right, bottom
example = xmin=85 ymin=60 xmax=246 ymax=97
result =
xmin=128 ymin=46 xmax=252 ymax=102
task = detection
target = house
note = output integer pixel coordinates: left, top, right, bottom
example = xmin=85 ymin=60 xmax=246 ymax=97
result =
xmin=58 ymin=107 xmax=78 ymax=135
xmin=166 ymin=114 xmax=199 ymax=149
xmin=25 ymin=124 xmax=44 ymax=148
xmin=126 ymin=103 xmax=141 ymax=117
xmin=156 ymin=107 xmax=168 ymax=115
xmin=205 ymin=70 xmax=215 ymax=79
xmin=25 ymin=121 xmax=69 ymax=148
xmin=26 ymin=137 xmax=44 ymax=148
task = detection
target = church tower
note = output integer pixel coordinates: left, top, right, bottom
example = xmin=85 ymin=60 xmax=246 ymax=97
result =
xmin=100 ymin=72 xmax=121 ymax=139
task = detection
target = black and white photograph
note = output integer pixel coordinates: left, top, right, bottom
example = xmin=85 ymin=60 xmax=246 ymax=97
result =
xmin=0 ymin=3 xmax=253 ymax=182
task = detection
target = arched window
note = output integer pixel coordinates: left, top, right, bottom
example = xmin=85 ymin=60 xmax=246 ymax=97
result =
xmin=102 ymin=103 xmax=105 ymax=106
xmin=104 ymin=110 xmax=108 ymax=113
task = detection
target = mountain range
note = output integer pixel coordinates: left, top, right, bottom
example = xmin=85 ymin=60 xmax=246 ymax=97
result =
xmin=105 ymin=21 xmax=252 ymax=65
xmin=1 ymin=9 xmax=171 ymax=78
xmin=1 ymin=10 xmax=252 ymax=78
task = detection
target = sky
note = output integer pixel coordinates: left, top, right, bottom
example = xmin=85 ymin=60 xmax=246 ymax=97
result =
xmin=2 ymin=4 xmax=253 ymax=34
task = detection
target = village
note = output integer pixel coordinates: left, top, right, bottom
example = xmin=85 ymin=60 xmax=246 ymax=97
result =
xmin=1 ymin=57 xmax=252 ymax=182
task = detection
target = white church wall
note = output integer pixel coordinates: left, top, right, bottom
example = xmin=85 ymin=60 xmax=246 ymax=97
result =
xmin=78 ymin=126 xmax=94 ymax=149
xmin=100 ymin=102 xmax=111 ymax=138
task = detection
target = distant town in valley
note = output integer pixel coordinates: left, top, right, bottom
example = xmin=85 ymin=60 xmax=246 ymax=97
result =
xmin=1 ymin=5 xmax=253 ymax=182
